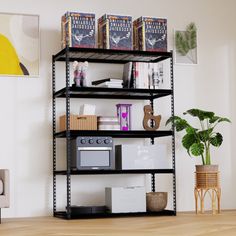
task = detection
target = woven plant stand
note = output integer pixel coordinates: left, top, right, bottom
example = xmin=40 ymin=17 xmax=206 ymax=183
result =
xmin=194 ymin=171 xmax=221 ymax=214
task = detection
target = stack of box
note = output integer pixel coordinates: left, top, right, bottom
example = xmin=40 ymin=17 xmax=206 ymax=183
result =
xmin=98 ymin=116 xmax=120 ymax=130
xmin=98 ymin=14 xmax=132 ymax=50
xmin=61 ymin=12 xmax=95 ymax=48
xmin=133 ymin=17 xmax=167 ymax=52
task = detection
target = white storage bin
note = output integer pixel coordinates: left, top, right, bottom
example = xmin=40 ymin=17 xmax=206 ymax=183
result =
xmin=105 ymin=186 xmax=146 ymax=213
xmin=115 ymin=144 xmax=170 ymax=169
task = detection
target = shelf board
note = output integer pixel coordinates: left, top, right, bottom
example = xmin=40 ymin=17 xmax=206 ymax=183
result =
xmin=54 ymin=169 xmax=174 ymax=175
xmin=54 ymin=209 xmax=176 ymax=219
xmin=54 ymin=130 xmax=173 ymax=138
xmin=54 ymin=86 xmax=172 ymax=100
xmin=53 ymin=47 xmax=172 ymax=63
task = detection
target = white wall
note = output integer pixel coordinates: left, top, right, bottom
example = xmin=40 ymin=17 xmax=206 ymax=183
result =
xmin=0 ymin=0 xmax=236 ymax=218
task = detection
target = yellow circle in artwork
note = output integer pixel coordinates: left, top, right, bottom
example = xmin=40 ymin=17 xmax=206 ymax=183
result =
xmin=0 ymin=34 xmax=23 ymax=75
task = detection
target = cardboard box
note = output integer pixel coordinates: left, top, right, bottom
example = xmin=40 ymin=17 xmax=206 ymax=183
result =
xmin=77 ymin=115 xmax=97 ymax=130
xmin=59 ymin=114 xmax=80 ymax=131
xmin=105 ymin=186 xmax=146 ymax=213
xmin=59 ymin=115 xmax=97 ymax=131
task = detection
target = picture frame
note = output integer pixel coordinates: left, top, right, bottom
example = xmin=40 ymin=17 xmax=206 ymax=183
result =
xmin=174 ymin=28 xmax=198 ymax=65
xmin=0 ymin=12 xmax=40 ymax=77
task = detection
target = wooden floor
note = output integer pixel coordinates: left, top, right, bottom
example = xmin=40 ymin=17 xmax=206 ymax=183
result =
xmin=1 ymin=211 xmax=236 ymax=236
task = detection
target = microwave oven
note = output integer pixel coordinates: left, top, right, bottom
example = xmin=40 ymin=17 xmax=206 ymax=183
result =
xmin=71 ymin=136 xmax=115 ymax=170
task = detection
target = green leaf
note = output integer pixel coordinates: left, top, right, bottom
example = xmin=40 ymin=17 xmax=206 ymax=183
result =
xmin=186 ymin=23 xmax=197 ymax=49
xmin=175 ymin=31 xmax=189 ymax=56
xmin=210 ymin=116 xmax=231 ymax=124
xmin=182 ymin=133 xmax=198 ymax=155
xmin=186 ymin=126 xmax=198 ymax=134
xmin=198 ymin=128 xmax=213 ymax=142
xmin=165 ymin=116 xmax=190 ymax=131
xmin=184 ymin=109 xmax=215 ymax=121
xmin=210 ymin=133 xmax=223 ymax=147
xmin=190 ymin=143 xmax=204 ymax=156
xmin=209 ymin=116 xmax=220 ymax=124
xmin=217 ymin=117 xmax=231 ymax=123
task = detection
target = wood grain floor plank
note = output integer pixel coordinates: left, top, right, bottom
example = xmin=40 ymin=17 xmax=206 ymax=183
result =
xmin=0 ymin=211 xmax=236 ymax=236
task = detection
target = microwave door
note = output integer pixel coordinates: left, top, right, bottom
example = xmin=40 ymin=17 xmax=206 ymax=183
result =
xmin=78 ymin=147 xmax=113 ymax=170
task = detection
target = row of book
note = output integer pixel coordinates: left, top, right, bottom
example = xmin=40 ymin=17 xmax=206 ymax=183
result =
xmin=123 ymin=62 xmax=164 ymax=89
xmin=61 ymin=12 xmax=167 ymax=52
xmin=98 ymin=116 xmax=120 ymax=130
xmin=91 ymin=62 xmax=163 ymax=89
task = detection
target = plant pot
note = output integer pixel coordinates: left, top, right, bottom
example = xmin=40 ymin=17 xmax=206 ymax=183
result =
xmin=195 ymin=165 xmax=219 ymax=188
xmin=146 ymin=192 xmax=167 ymax=212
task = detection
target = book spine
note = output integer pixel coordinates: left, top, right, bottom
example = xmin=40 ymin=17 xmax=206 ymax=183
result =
xmin=61 ymin=15 xmax=66 ymax=49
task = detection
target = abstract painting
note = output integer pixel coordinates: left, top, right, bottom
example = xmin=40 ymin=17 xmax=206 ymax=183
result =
xmin=0 ymin=13 xmax=39 ymax=77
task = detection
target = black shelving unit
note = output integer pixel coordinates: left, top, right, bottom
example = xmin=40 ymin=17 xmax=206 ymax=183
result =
xmin=52 ymin=47 xmax=176 ymax=219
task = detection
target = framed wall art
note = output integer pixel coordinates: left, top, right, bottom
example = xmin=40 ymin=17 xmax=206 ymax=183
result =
xmin=174 ymin=23 xmax=198 ymax=65
xmin=0 ymin=13 xmax=40 ymax=77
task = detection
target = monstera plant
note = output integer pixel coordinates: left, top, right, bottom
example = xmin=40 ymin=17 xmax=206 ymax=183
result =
xmin=166 ymin=108 xmax=231 ymax=166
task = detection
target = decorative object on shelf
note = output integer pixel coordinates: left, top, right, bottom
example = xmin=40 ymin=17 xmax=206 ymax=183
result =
xmin=174 ymin=22 xmax=197 ymax=65
xmin=166 ymin=108 xmax=231 ymax=214
xmin=61 ymin=12 xmax=95 ymax=49
xmin=143 ymin=105 xmax=161 ymax=130
xmin=116 ymin=104 xmax=132 ymax=131
xmin=146 ymin=192 xmax=168 ymax=212
xmin=0 ymin=13 xmax=39 ymax=77
xmin=73 ymin=61 xmax=89 ymax=87
xmin=98 ymin=14 xmax=132 ymax=50
xmin=133 ymin=17 xmax=167 ymax=52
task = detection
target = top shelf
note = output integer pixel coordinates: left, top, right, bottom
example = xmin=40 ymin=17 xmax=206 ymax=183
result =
xmin=53 ymin=47 xmax=172 ymax=64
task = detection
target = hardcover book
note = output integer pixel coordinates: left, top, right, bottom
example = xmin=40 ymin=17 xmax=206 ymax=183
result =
xmin=98 ymin=14 xmax=132 ymax=50
xmin=133 ymin=17 xmax=167 ymax=52
xmin=61 ymin=12 xmax=95 ymax=48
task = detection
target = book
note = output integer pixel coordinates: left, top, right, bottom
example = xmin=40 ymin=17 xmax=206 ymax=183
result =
xmin=122 ymin=62 xmax=132 ymax=88
xmin=98 ymin=116 xmax=119 ymax=122
xmin=98 ymin=14 xmax=132 ymax=50
xmin=98 ymin=124 xmax=120 ymax=130
xmin=133 ymin=17 xmax=167 ymax=52
xmin=92 ymin=78 xmax=122 ymax=85
xmin=61 ymin=12 xmax=95 ymax=48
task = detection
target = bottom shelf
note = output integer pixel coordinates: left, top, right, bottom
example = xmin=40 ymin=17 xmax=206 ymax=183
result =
xmin=54 ymin=210 xmax=176 ymax=219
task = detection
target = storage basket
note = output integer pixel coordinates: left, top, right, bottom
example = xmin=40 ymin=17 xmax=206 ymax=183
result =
xmin=146 ymin=192 xmax=167 ymax=212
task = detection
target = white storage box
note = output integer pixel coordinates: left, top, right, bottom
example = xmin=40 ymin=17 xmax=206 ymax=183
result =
xmin=115 ymin=144 xmax=170 ymax=169
xmin=105 ymin=186 xmax=146 ymax=213
xmin=80 ymin=104 xmax=96 ymax=115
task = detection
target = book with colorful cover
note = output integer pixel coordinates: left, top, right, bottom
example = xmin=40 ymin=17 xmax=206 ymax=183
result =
xmin=61 ymin=12 xmax=95 ymax=48
xmin=98 ymin=14 xmax=132 ymax=50
xmin=133 ymin=17 xmax=167 ymax=52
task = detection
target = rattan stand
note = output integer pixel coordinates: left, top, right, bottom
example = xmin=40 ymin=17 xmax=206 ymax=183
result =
xmin=194 ymin=171 xmax=221 ymax=214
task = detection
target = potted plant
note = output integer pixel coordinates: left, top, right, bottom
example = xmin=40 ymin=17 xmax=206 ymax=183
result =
xmin=166 ymin=108 xmax=231 ymax=187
